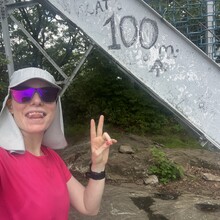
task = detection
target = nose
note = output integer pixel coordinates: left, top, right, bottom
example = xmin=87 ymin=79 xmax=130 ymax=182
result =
xmin=30 ymin=92 xmax=43 ymax=105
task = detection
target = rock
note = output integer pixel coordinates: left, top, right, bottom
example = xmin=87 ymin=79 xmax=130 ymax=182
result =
xmin=58 ymin=133 xmax=220 ymax=219
xmin=118 ymin=145 xmax=135 ymax=154
xmin=135 ymin=179 xmax=144 ymax=185
xmin=69 ymin=185 xmax=220 ymax=220
xmin=202 ymin=173 xmax=220 ymax=182
xmin=144 ymin=175 xmax=159 ymax=185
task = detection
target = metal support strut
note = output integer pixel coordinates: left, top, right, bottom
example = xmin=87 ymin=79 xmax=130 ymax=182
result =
xmin=0 ymin=0 xmax=14 ymax=77
xmin=0 ymin=0 xmax=93 ymax=96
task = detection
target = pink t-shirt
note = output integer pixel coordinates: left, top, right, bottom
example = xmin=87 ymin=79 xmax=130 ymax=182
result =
xmin=0 ymin=146 xmax=72 ymax=220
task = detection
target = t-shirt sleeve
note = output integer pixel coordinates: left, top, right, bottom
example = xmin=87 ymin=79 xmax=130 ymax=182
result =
xmin=57 ymin=154 xmax=72 ymax=182
xmin=0 ymin=148 xmax=4 ymax=173
xmin=0 ymin=148 xmax=5 ymax=185
xmin=0 ymin=155 xmax=2 ymax=182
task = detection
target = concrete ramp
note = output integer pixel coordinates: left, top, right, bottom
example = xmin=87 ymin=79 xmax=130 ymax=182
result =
xmin=38 ymin=0 xmax=220 ymax=149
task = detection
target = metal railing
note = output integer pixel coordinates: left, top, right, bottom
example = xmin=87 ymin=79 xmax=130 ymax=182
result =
xmin=145 ymin=0 xmax=220 ymax=62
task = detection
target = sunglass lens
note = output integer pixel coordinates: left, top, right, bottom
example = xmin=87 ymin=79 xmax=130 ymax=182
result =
xmin=11 ymin=88 xmax=34 ymax=103
xmin=38 ymin=87 xmax=60 ymax=102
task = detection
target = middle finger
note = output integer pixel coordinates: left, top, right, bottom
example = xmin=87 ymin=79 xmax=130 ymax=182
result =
xmin=97 ymin=115 xmax=104 ymax=136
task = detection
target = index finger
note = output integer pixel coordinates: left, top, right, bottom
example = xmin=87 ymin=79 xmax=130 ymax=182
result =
xmin=90 ymin=118 xmax=96 ymax=140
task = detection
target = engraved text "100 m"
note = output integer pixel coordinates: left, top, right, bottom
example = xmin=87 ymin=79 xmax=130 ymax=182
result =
xmin=103 ymin=14 xmax=158 ymax=50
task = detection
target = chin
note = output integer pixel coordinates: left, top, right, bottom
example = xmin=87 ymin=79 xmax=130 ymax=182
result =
xmin=25 ymin=126 xmax=48 ymax=134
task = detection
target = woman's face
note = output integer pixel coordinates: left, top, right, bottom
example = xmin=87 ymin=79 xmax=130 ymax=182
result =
xmin=9 ymin=79 xmax=57 ymax=137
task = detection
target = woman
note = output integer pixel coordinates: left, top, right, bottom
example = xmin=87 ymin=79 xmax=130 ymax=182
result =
xmin=0 ymin=67 xmax=117 ymax=219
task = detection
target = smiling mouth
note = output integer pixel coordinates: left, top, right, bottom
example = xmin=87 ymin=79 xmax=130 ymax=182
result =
xmin=26 ymin=111 xmax=46 ymax=119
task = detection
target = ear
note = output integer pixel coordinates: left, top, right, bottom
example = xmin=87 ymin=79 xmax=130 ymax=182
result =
xmin=6 ymin=99 xmax=13 ymax=114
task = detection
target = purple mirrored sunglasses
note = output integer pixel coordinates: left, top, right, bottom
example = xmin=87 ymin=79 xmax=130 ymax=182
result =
xmin=10 ymin=86 xmax=60 ymax=103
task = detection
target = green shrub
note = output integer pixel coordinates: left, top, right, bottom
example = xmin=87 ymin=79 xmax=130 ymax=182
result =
xmin=148 ymin=147 xmax=184 ymax=184
xmin=62 ymin=50 xmax=175 ymax=135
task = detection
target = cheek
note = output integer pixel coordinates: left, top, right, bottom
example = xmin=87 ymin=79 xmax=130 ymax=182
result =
xmin=12 ymin=108 xmax=25 ymax=129
xmin=11 ymin=102 xmax=24 ymax=116
xmin=47 ymin=105 xmax=57 ymax=121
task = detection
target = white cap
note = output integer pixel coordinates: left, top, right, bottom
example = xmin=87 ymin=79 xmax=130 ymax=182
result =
xmin=0 ymin=67 xmax=67 ymax=153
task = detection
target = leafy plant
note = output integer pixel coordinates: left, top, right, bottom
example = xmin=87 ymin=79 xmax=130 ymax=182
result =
xmin=148 ymin=147 xmax=184 ymax=184
xmin=62 ymin=49 xmax=177 ymax=135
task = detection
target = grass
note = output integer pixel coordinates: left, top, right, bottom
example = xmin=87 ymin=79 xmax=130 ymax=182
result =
xmin=151 ymin=134 xmax=202 ymax=149
xmin=64 ymin=122 xmax=203 ymax=149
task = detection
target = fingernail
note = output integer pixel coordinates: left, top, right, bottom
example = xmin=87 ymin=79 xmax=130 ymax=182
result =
xmin=106 ymin=140 xmax=112 ymax=146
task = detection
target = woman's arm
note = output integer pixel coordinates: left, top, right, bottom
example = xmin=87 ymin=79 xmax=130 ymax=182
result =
xmin=67 ymin=115 xmax=117 ymax=215
xmin=67 ymin=175 xmax=105 ymax=215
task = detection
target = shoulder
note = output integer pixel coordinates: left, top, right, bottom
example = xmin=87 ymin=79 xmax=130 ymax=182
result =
xmin=0 ymin=147 xmax=15 ymax=172
xmin=42 ymin=146 xmax=64 ymax=162
xmin=0 ymin=147 xmax=11 ymax=160
xmin=42 ymin=146 xmax=58 ymax=155
xmin=42 ymin=146 xmax=72 ymax=181
xmin=0 ymin=147 xmax=7 ymax=154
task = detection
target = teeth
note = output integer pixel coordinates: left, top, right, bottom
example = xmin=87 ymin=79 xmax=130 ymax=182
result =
xmin=26 ymin=112 xmax=45 ymax=118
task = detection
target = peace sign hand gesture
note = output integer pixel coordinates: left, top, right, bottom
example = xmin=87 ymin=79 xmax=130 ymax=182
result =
xmin=90 ymin=115 xmax=117 ymax=172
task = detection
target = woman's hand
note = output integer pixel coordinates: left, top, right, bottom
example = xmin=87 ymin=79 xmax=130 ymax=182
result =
xmin=90 ymin=115 xmax=117 ymax=172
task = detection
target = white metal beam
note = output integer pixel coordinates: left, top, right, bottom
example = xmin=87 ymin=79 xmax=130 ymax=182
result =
xmin=37 ymin=0 xmax=220 ymax=149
